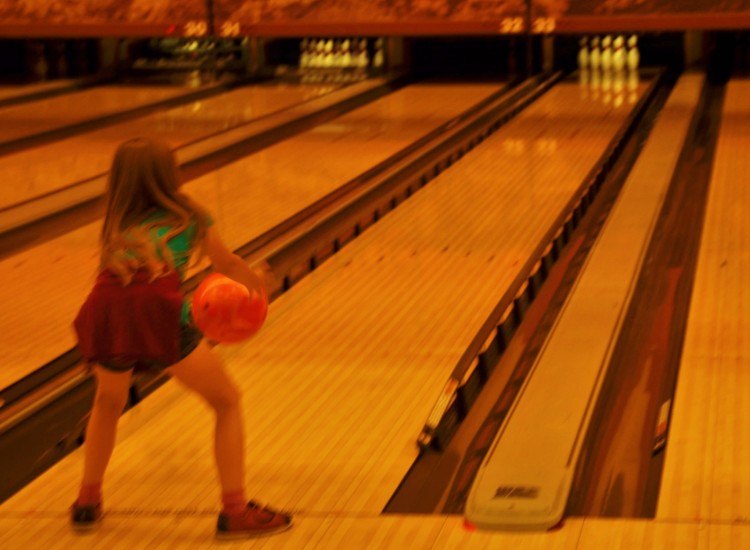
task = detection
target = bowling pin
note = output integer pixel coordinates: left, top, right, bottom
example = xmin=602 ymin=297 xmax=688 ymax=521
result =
xmin=578 ymin=36 xmax=589 ymax=71
xmin=317 ymin=39 xmax=325 ymax=67
xmin=322 ymin=39 xmax=334 ymax=68
xmin=601 ymin=35 xmax=613 ymax=72
xmin=354 ymin=38 xmax=368 ymax=79
xmin=333 ymin=39 xmax=343 ymax=68
xmin=360 ymin=38 xmax=370 ymax=68
xmin=589 ymin=36 xmax=601 ymax=72
xmin=627 ymin=35 xmax=640 ymax=72
xmin=373 ymin=37 xmax=384 ymax=69
xmin=612 ymin=35 xmax=626 ymax=72
xmin=313 ymin=39 xmax=325 ymax=68
xmin=308 ymin=39 xmax=317 ymax=67
xmin=341 ymin=39 xmax=352 ymax=68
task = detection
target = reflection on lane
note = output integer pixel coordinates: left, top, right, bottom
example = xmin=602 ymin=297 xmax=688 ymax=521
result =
xmin=0 ymin=82 xmax=340 ymax=209
xmin=0 ymin=84 xmax=195 ymax=143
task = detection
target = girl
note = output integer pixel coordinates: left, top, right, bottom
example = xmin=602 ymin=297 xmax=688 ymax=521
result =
xmin=71 ymin=137 xmax=292 ymax=539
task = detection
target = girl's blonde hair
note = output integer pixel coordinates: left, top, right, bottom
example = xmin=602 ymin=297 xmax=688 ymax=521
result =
xmin=100 ymin=137 xmax=210 ymax=284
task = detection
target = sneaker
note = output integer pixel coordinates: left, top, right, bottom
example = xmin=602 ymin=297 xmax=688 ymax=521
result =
xmin=70 ymin=501 xmax=102 ymax=531
xmin=216 ymin=500 xmax=292 ymax=539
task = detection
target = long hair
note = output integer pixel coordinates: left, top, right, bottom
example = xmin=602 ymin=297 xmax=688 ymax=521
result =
xmin=100 ymin=137 xmax=210 ymax=284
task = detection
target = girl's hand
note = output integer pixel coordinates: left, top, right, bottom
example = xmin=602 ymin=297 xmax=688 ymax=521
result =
xmin=252 ymin=261 xmax=275 ymax=294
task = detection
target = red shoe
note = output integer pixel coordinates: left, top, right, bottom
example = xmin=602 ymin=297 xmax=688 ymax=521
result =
xmin=70 ymin=501 xmax=102 ymax=531
xmin=216 ymin=500 xmax=292 ymax=539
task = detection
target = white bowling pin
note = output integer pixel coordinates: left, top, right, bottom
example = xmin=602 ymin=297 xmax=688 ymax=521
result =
xmin=356 ymin=38 xmax=369 ymax=71
xmin=601 ymin=35 xmax=613 ymax=72
xmin=313 ymin=39 xmax=325 ymax=68
xmin=627 ymin=35 xmax=640 ymax=72
xmin=322 ymin=39 xmax=334 ymax=68
xmin=341 ymin=39 xmax=352 ymax=68
xmin=589 ymin=36 xmax=601 ymax=71
xmin=336 ymin=39 xmax=346 ymax=68
xmin=578 ymin=36 xmax=589 ymax=71
xmin=373 ymin=37 xmax=384 ymax=68
xmin=612 ymin=35 xmax=626 ymax=72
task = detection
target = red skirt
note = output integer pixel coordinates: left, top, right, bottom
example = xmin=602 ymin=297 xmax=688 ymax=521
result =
xmin=74 ymin=270 xmax=184 ymax=367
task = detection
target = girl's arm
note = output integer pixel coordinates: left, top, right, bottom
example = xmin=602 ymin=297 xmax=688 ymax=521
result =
xmin=203 ymin=225 xmax=271 ymax=294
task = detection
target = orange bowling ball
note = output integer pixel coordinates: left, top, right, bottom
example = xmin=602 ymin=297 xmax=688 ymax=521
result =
xmin=191 ymin=273 xmax=268 ymax=343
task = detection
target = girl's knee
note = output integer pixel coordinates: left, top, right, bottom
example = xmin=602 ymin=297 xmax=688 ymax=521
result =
xmin=92 ymin=366 xmax=131 ymax=413
xmin=93 ymin=387 xmax=129 ymax=413
xmin=210 ymin=383 xmax=241 ymax=414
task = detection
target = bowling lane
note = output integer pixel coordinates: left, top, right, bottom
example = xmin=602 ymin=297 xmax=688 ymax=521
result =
xmin=0 ymin=81 xmax=503 ymax=392
xmin=0 ymin=82 xmax=214 ymax=145
xmin=0 ymin=80 xmax=77 ymax=103
xmin=658 ymin=79 xmax=750 ymax=523
xmin=0 ymin=80 xmax=343 ymax=210
xmin=1 ymin=76 xmax=652 ymax=535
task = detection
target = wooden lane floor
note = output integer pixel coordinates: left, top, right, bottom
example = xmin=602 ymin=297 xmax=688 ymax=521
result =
xmin=657 ymin=79 xmax=750 ymax=524
xmin=0 ymin=80 xmax=651 ymax=546
xmin=4 ymin=514 xmax=747 ymax=549
xmin=0 ymin=80 xmax=343 ymax=210
xmin=0 ymin=83 xmax=215 ymax=146
xmin=0 ymin=79 xmax=77 ymax=104
xmin=0 ymin=82 xmax=503 ymax=392
xmin=0 ymin=511 xmax=750 ymax=550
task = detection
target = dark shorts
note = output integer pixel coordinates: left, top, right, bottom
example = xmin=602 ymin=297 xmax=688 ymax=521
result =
xmin=99 ymin=324 xmax=203 ymax=373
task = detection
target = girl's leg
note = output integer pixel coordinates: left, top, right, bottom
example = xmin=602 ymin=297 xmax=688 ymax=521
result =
xmin=78 ymin=366 xmax=132 ymax=502
xmin=166 ymin=340 xmax=244 ymax=494
xmin=166 ymin=340 xmax=292 ymax=537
